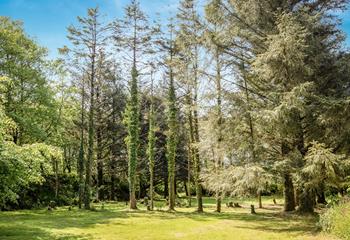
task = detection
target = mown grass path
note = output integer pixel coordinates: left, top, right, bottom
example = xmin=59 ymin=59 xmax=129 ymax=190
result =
xmin=0 ymin=199 xmax=337 ymax=240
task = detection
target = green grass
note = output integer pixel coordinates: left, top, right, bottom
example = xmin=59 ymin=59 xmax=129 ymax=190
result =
xmin=0 ymin=197 xmax=337 ymax=240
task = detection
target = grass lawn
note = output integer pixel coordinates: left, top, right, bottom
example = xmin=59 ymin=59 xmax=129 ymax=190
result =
xmin=0 ymin=197 xmax=337 ymax=240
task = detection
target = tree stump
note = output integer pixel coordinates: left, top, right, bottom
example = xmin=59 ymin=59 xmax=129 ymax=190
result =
xmin=143 ymin=197 xmax=148 ymax=206
xmin=250 ymin=205 xmax=256 ymax=214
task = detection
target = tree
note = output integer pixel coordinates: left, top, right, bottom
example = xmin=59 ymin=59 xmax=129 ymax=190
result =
xmin=0 ymin=17 xmax=59 ymax=145
xmin=176 ymin=0 xmax=204 ymax=213
xmin=65 ymin=7 xmax=109 ymax=209
xmin=147 ymin=66 xmax=156 ymax=210
xmin=114 ymin=0 xmax=156 ymax=209
xmin=205 ymin=0 xmax=350 ymax=214
xmin=202 ymin=165 xmax=272 ymax=209
xmin=166 ymin=22 xmax=178 ymax=211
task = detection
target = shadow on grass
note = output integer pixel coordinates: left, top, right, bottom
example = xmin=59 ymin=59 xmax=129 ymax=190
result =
xmin=144 ymin=206 xmax=320 ymax=237
xmin=0 ymin=224 xmax=90 ymax=240
xmin=0 ymin=202 xmax=320 ymax=239
xmin=0 ymin=206 xmax=129 ymax=239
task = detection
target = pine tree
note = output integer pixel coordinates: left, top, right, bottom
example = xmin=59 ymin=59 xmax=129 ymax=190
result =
xmin=78 ymin=74 xmax=86 ymax=209
xmin=166 ymin=21 xmax=178 ymax=211
xmin=176 ymin=0 xmax=204 ymax=213
xmin=114 ymin=0 xmax=152 ymax=210
xmin=65 ymin=7 xmax=109 ymax=209
xmin=205 ymin=0 xmax=349 ymax=213
xmin=147 ymin=67 xmax=156 ymax=211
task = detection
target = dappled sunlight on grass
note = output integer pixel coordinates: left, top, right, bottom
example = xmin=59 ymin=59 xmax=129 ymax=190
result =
xmin=0 ymin=198 xmax=338 ymax=240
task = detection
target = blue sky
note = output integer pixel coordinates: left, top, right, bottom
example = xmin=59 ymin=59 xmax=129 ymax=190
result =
xmin=1 ymin=0 xmax=350 ymax=59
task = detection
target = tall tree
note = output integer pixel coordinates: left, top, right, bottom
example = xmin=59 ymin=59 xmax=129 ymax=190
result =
xmin=0 ymin=17 xmax=59 ymax=145
xmin=114 ymin=0 xmax=152 ymax=209
xmin=205 ymin=0 xmax=350 ymax=213
xmin=147 ymin=67 xmax=156 ymax=210
xmin=65 ymin=7 xmax=109 ymax=209
xmin=166 ymin=21 xmax=178 ymax=211
xmin=176 ymin=0 xmax=204 ymax=213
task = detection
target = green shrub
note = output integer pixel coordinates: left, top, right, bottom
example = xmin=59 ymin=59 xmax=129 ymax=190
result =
xmin=320 ymin=198 xmax=350 ymax=239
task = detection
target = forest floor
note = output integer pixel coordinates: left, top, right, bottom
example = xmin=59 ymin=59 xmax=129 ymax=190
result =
xmin=0 ymin=197 xmax=338 ymax=240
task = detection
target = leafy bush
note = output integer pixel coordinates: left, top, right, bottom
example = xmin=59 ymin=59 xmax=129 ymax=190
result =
xmin=320 ymin=198 xmax=350 ymax=239
xmin=5 ymin=173 xmax=79 ymax=210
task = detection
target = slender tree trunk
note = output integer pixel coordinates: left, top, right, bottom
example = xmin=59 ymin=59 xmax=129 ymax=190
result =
xmin=150 ymin=171 xmax=154 ymax=210
xmin=110 ymin=162 xmax=116 ymax=201
xmin=186 ymin=88 xmax=193 ymax=208
xmin=258 ymin=191 xmax=262 ymax=208
xmin=96 ymin=84 xmax=103 ymax=201
xmin=243 ymin=72 xmax=255 ymax=161
xmin=128 ymin=67 xmax=138 ymax=209
xmin=295 ymin=188 xmax=300 ymax=206
xmin=148 ymin=69 xmax=155 ymax=211
xmin=110 ymin=77 xmax=119 ymax=201
xmin=167 ymin=23 xmax=177 ymax=211
xmin=193 ymin=56 xmax=203 ymax=213
xmin=184 ymin=180 xmax=189 ymax=196
xmin=187 ymin=141 xmax=192 ymax=207
xmin=84 ymin=16 xmax=97 ymax=210
xmin=164 ymin=175 xmax=168 ymax=199
xmin=127 ymin=15 xmax=140 ymax=210
xmin=54 ymin=157 xmax=59 ymax=199
xmin=78 ymin=78 xmax=85 ymax=209
xmin=215 ymin=46 xmax=223 ymax=213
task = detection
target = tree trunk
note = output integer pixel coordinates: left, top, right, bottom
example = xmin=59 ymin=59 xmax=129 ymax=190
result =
xmin=295 ymin=188 xmax=300 ymax=206
xmin=316 ymin=182 xmax=327 ymax=204
xmin=317 ymin=192 xmax=327 ymax=205
xmin=164 ymin=175 xmax=168 ymax=199
xmin=110 ymin=166 xmax=116 ymax=201
xmin=193 ymin=109 xmax=203 ymax=213
xmin=216 ymin=192 xmax=221 ymax=213
xmin=187 ymin=143 xmax=191 ymax=207
xmin=96 ymin=132 xmax=103 ymax=201
xmin=130 ymin=191 xmax=137 ymax=209
xmin=84 ymin=13 xmax=97 ymax=210
xmin=166 ymin=23 xmax=177 ymax=212
xmin=54 ymin=157 xmax=59 ymax=199
xmin=149 ymin=174 xmax=154 ymax=210
xmin=96 ymin=84 xmax=103 ymax=201
xmin=299 ymin=189 xmax=315 ymax=213
xmin=168 ymin=175 xmax=175 ymax=210
xmin=78 ymin=77 xmax=85 ymax=209
xmin=214 ymin=46 xmax=223 ymax=214
xmin=283 ymin=173 xmax=295 ymax=212
xmin=258 ymin=191 xmax=262 ymax=208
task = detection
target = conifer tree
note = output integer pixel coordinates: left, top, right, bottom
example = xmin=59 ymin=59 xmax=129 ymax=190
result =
xmin=166 ymin=22 xmax=178 ymax=211
xmin=65 ymin=7 xmax=109 ymax=209
xmin=114 ymin=0 xmax=152 ymax=209
xmin=176 ymin=0 xmax=204 ymax=213
xmin=205 ymin=0 xmax=350 ymax=213
xmin=78 ymin=74 xmax=86 ymax=209
xmin=147 ymin=66 xmax=156 ymax=211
